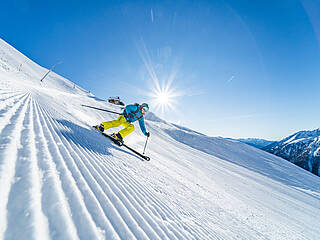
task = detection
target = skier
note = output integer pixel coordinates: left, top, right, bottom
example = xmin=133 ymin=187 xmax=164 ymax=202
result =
xmin=95 ymin=103 xmax=150 ymax=143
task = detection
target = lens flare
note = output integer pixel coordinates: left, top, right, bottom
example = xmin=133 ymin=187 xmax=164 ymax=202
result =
xmin=157 ymin=93 xmax=169 ymax=104
xmin=137 ymin=37 xmax=183 ymax=115
xmin=150 ymin=82 xmax=177 ymax=114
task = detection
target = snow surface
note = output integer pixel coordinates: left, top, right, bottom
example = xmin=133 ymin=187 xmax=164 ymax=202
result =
xmin=0 ymin=38 xmax=320 ymax=240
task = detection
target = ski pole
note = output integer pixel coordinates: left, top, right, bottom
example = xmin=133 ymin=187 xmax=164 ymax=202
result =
xmin=143 ymin=136 xmax=149 ymax=155
xmin=81 ymin=104 xmax=123 ymax=115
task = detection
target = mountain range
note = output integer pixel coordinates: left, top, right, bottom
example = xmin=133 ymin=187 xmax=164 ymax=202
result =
xmin=263 ymin=129 xmax=320 ymax=176
xmin=232 ymin=138 xmax=275 ymax=149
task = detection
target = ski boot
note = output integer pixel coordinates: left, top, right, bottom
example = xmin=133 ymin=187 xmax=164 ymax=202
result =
xmin=111 ymin=132 xmax=123 ymax=143
xmin=94 ymin=124 xmax=104 ymax=132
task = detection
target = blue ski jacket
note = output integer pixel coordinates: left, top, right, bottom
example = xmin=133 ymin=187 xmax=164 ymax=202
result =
xmin=123 ymin=104 xmax=147 ymax=136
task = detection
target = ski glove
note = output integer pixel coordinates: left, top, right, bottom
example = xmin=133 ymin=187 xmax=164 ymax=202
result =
xmin=146 ymin=132 xmax=150 ymax=137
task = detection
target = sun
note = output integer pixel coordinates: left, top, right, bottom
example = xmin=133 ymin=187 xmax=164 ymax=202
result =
xmin=154 ymin=89 xmax=172 ymax=111
xmin=157 ymin=92 xmax=170 ymax=105
xmin=136 ymin=38 xmax=182 ymax=115
xmin=148 ymin=80 xmax=180 ymax=115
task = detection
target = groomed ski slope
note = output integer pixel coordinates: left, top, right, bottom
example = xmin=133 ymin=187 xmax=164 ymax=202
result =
xmin=0 ymin=38 xmax=320 ymax=240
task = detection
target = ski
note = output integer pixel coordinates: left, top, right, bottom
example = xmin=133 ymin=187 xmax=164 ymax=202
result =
xmin=121 ymin=140 xmax=151 ymax=161
xmin=93 ymin=126 xmax=150 ymax=161
xmin=101 ymin=132 xmax=123 ymax=146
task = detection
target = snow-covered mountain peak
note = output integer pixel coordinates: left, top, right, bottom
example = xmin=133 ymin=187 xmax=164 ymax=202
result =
xmin=289 ymin=128 xmax=320 ymax=140
xmin=265 ymin=128 xmax=320 ymax=176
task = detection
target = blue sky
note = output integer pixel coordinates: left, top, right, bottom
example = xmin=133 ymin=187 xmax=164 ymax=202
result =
xmin=1 ymin=0 xmax=320 ymax=140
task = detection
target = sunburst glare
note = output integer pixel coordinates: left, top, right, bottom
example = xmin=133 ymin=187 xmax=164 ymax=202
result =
xmin=137 ymin=38 xmax=183 ymax=115
xmin=148 ymin=80 xmax=179 ymax=114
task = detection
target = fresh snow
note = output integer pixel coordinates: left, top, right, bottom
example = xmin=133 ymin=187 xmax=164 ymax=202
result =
xmin=0 ymin=38 xmax=320 ymax=240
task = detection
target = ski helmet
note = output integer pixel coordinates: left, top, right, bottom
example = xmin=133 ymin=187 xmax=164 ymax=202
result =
xmin=141 ymin=103 xmax=149 ymax=112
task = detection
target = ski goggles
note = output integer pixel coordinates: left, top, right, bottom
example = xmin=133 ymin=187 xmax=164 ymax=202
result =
xmin=141 ymin=103 xmax=149 ymax=112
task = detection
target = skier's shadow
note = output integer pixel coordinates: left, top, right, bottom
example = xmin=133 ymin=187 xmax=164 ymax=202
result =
xmin=57 ymin=120 xmax=143 ymax=161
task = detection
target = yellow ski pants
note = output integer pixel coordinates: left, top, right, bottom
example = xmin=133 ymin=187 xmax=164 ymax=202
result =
xmin=101 ymin=115 xmax=134 ymax=138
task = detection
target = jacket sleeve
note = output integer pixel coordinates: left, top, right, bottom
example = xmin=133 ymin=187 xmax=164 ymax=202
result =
xmin=125 ymin=104 xmax=134 ymax=113
xmin=138 ymin=117 xmax=147 ymax=136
